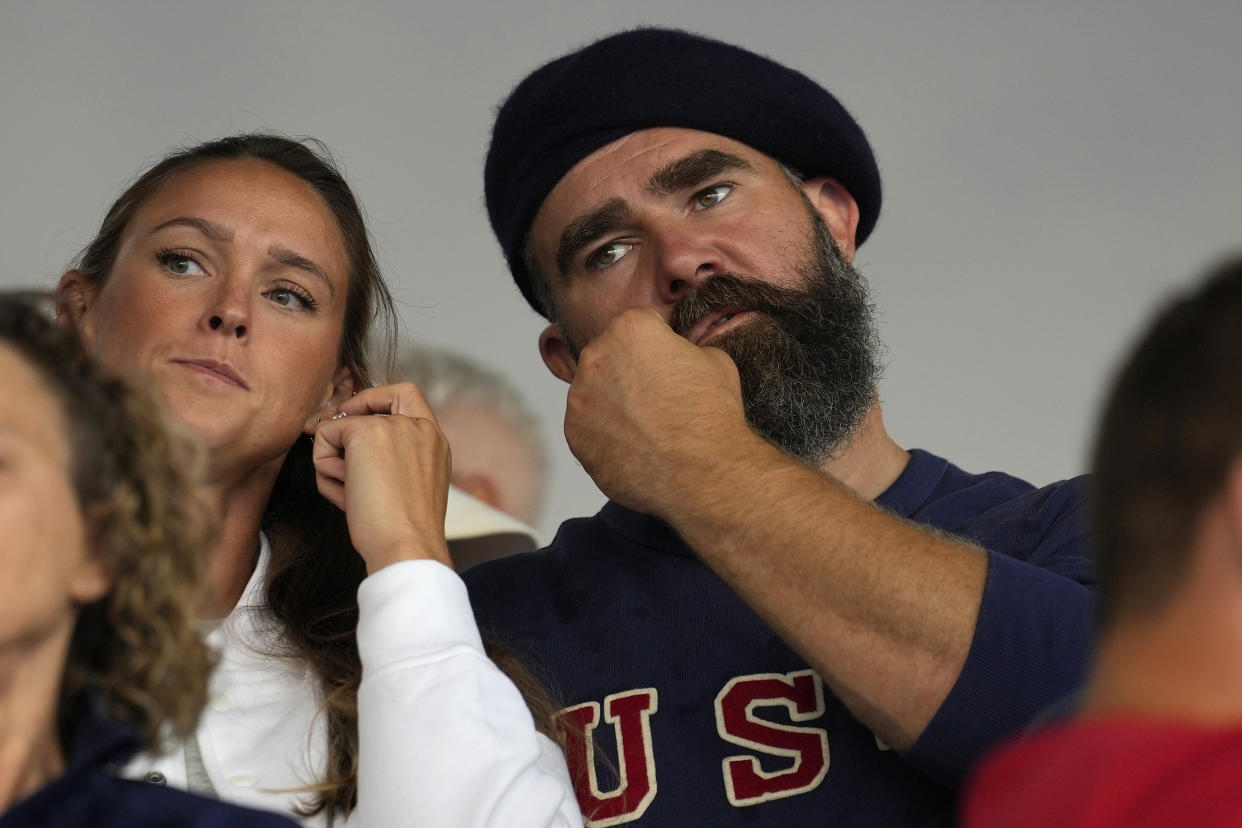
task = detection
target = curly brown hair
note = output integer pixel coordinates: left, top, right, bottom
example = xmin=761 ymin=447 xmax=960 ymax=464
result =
xmin=0 ymin=292 xmax=214 ymax=749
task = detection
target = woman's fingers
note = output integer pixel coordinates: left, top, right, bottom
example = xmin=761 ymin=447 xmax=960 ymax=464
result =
xmin=315 ymin=469 xmax=346 ymax=511
xmin=333 ymin=381 xmax=437 ymax=420
xmin=314 ymin=454 xmax=347 ymax=486
xmin=310 ymin=402 xmax=453 ymax=573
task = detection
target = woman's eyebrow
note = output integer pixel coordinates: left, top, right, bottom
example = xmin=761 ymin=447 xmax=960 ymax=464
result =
xmin=146 ymin=217 xmax=336 ymax=298
xmin=268 ymin=245 xmax=336 ymax=298
xmin=148 ymin=216 xmax=233 ymax=242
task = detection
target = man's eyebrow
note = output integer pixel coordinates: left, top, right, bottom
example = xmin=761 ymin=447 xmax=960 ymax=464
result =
xmin=268 ymin=245 xmax=336 ymax=298
xmin=555 ymin=198 xmax=631 ymax=276
xmin=646 ymin=149 xmax=756 ymax=197
xmin=148 ymin=216 xmax=234 ymax=242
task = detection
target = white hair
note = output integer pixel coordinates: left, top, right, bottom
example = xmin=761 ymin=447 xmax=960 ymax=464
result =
xmin=393 ymin=344 xmax=549 ymax=521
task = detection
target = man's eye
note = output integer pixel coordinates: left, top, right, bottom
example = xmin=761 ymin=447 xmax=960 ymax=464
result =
xmin=693 ymin=184 xmax=733 ymax=210
xmin=588 ymin=242 xmax=633 ymax=270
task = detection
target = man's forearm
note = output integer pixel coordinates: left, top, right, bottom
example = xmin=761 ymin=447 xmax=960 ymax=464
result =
xmin=657 ymin=436 xmax=987 ymax=751
xmin=556 ymin=310 xmax=1084 ymax=756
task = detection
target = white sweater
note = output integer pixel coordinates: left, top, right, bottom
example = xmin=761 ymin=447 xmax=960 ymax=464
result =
xmin=125 ymin=536 xmax=582 ymax=827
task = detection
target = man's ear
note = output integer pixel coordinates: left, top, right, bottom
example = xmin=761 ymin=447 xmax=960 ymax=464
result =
xmin=454 ymin=471 xmax=505 ymax=515
xmin=1221 ymin=456 xmax=1242 ymax=553
xmin=304 ymin=366 xmax=356 ymax=433
xmin=801 ymin=176 xmax=860 ymax=263
xmin=539 ymin=324 xmax=577 ymax=384
xmin=57 ymin=270 xmax=98 ymax=340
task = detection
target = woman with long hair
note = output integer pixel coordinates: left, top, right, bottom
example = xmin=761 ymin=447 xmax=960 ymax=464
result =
xmin=56 ymin=135 xmax=580 ymax=826
xmin=0 ymin=292 xmax=295 ymax=826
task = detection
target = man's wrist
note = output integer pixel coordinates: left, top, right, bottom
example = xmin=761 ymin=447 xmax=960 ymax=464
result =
xmin=650 ymin=425 xmax=802 ymax=528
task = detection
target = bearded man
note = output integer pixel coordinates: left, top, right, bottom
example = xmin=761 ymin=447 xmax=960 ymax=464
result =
xmin=464 ymin=27 xmax=1095 ymax=827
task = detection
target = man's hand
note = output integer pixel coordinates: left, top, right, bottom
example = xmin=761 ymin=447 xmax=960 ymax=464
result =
xmin=560 ymin=308 xmax=993 ymax=754
xmin=563 ymin=308 xmax=762 ymax=519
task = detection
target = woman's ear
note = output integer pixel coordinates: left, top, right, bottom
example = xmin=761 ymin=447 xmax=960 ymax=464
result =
xmin=305 ymin=366 xmax=356 ymax=433
xmin=800 ymin=177 xmax=861 ymax=263
xmin=57 ymin=270 xmax=98 ymax=340
xmin=72 ymin=508 xmax=114 ymax=606
xmin=539 ymin=324 xmax=577 ymax=384
xmin=70 ymin=554 xmax=113 ymax=605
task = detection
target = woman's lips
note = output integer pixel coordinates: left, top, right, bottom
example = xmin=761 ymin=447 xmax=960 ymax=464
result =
xmin=174 ymin=358 xmax=249 ymax=389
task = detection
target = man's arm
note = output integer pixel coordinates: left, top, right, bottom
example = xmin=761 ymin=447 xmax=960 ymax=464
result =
xmin=562 ymin=309 xmax=1090 ymax=764
xmin=640 ymin=426 xmax=988 ymax=752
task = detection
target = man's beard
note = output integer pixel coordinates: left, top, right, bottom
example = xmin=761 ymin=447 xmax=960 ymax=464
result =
xmin=559 ymin=208 xmax=882 ymax=466
xmin=665 ymin=212 xmax=882 ymax=465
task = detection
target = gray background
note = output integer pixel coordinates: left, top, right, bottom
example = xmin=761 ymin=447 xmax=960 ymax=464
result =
xmin=3 ymin=1 xmax=1240 ymax=538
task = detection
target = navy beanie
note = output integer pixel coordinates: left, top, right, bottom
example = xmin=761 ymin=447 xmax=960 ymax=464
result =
xmin=484 ymin=26 xmax=882 ymax=316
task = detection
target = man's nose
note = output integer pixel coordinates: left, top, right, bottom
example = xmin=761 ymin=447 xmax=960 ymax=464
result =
xmin=653 ymin=227 xmax=724 ymax=303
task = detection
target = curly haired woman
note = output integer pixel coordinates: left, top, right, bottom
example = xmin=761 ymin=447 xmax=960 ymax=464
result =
xmin=0 ymin=293 xmax=295 ymax=826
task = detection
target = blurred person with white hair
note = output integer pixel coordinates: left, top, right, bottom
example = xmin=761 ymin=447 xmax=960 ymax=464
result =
xmin=394 ymin=345 xmax=550 ymax=569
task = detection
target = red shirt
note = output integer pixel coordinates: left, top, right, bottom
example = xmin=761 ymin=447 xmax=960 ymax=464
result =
xmin=962 ymin=717 xmax=1242 ymax=827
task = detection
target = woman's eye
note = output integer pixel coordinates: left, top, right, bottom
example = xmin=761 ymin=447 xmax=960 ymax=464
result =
xmin=269 ymin=290 xmax=300 ymax=308
xmin=588 ymin=242 xmax=633 ymax=270
xmin=266 ymin=286 xmax=317 ymax=312
xmin=157 ymin=251 xmax=205 ymax=277
xmin=693 ymin=184 xmax=733 ymax=210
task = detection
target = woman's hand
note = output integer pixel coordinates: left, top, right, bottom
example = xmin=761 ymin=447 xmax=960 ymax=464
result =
xmin=312 ymin=382 xmax=453 ymax=574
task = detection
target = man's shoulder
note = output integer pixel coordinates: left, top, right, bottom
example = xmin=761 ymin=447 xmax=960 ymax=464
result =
xmin=914 ymin=448 xmax=1086 ymax=511
xmin=462 ymin=507 xmax=655 ymax=621
xmin=463 ymin=503 xmax=684 ymax=588
xmin=461 ymin=544 xmax=565 ymax=618
xmin=895 ymin=450 xmax=1089 ymax=549
xmin=462 ymin=511 xmax=607 ymax=585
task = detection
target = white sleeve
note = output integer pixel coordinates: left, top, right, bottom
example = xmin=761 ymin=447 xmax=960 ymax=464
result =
xmin=348 ymin=559 xmax=584 ymax=827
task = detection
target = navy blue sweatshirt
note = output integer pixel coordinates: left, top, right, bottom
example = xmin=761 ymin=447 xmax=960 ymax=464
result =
xmin=465 ymin=450 xmax=1095 ymax=827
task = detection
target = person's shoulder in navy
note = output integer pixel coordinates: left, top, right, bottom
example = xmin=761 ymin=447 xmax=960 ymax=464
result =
xmin=879 ymin=448 xmax=1093 ymax=579
xmin=463 ymin=503 xmax=686 ymax=634
xmin=882 ymin=450 xmax=1094 ymax=784
xmin=1 ymin=696 xmax=296 ymax=828
xmin=465 ymin=449 xmax=1095 ymax=629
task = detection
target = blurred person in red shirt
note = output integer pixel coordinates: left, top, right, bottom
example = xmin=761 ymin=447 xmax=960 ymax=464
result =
xmin=963 ymin=256 xmax=1242 ymax=827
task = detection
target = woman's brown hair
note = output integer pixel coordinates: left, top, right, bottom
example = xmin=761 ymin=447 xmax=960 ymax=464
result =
xmin=0 ymin=292 xmax=214 ymax=750
xmin=69 ymin=134 xmax=563 ymax=816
